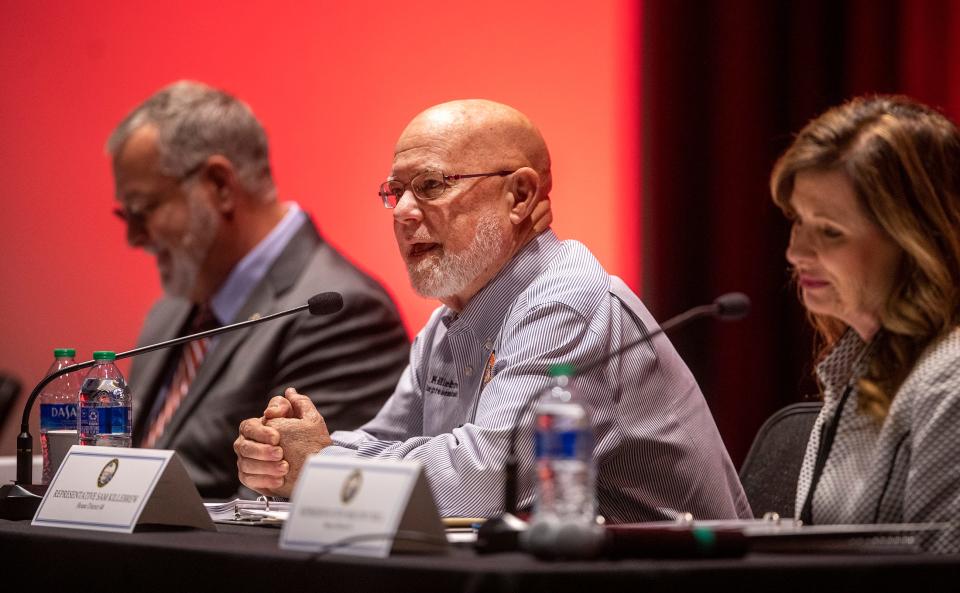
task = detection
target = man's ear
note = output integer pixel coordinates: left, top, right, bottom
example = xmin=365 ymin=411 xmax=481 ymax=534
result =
xmin=508 ymin=167 xmax=541 ymax=225
xmin=199 ymin=155 xmax=240 ymax=215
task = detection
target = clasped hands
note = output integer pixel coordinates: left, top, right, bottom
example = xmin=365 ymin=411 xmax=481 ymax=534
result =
xmin=234 ymin=387 xmax=332 ymax=497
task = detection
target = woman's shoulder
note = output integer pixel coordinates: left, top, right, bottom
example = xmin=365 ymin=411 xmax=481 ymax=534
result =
xmin=913 ymin=326 xmax=960 ymax=379
xmin=896 ymin=326 xmax=960 ymax=408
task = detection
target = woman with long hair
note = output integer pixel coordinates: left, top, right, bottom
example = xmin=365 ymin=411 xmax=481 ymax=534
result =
xmin=771 ymin=95 xmax=960 ymax=553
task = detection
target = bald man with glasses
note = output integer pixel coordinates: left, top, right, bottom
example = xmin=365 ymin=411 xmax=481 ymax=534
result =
xmin=235 ymin=99 xmax=751 ymax=522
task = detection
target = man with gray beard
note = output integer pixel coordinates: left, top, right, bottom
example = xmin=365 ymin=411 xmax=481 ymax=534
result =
xmin=109 ymin=81 xmax=409 ymax=498
xmin=234 ymin=100 xmax=750 ymax=522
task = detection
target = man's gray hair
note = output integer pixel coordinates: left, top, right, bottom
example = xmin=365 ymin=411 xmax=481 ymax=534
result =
xmin=107 ymin=80 xmax=274 ymax=199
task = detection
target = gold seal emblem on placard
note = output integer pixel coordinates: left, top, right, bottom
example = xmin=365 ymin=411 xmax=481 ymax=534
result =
xmin=97 ymin=458 xmax=119 ymax=488
xmin=340 ymin=468 xmax=363 ymax=504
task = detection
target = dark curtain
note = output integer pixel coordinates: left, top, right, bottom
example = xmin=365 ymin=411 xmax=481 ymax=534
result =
xmin=641 ymin=0 xmax=960 ymax=465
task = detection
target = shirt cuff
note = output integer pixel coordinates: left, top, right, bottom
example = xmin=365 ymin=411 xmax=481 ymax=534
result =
xmin=317 ymin=444 xmax=360 ymax=458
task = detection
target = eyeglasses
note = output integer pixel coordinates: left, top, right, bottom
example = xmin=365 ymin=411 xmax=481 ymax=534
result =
xmin=378 ymin=170 xmax=515 ymax=208
xmin=112 ymin=161 xmax=206 ymax=227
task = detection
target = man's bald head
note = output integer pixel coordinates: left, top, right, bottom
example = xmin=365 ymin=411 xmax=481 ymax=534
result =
xmin=389 ymin=99 xmax=555 ymax=311
xmin=397 ymin=99 xmax=552 ymax=199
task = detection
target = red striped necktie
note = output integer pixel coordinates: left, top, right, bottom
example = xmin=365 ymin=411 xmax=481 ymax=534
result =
xmin=143 ymin=304 xmax=219 ymax=448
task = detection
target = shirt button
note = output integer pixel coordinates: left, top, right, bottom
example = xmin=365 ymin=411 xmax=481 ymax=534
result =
xmin=464 ymin=366 xmax=474 ymax=376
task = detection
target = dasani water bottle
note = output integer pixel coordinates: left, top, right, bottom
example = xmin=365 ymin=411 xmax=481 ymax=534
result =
xmin=79 ymin=351 xmax=132 ymax=447
xmin=522 ymin=364 xmax=604 ymax=558
xmin=531 ymin=363 xmax=597 ymax=523
xmin=39 ymin=348 xmax=80 ymax=483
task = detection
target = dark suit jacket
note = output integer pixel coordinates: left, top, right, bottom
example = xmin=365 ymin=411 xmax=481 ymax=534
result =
xmin=129 ymin=218 xmax=409 ymax=498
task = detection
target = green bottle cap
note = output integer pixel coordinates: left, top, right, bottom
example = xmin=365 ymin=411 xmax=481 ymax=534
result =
xmin=548 ymin=363 xmax=576 ymax=377
xmin=92 ymin=351 xmax=117 ymax=361
xmin=53 ymin=348 xmax=76 ymax=358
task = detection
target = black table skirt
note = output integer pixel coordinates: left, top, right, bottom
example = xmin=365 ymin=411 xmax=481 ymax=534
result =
xmin=2 ymin=519 xmax=959 ymax=592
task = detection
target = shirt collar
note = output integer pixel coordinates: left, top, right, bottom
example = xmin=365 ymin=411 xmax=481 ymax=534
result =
xmin=442 ymin=230 xmax=562 ymax=343
xmin=815 ymin=328 xmax=874 ymax=397
xmin=210 ymin=202 xmax=306 ymax=324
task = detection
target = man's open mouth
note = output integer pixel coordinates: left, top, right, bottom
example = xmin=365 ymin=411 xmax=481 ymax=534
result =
xmin=409 ymin=243 xmax=440 ymax=257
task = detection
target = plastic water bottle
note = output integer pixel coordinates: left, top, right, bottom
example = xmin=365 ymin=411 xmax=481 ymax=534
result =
xmin=521 ymin=364 xmax=604 ymax=558
xmin=530 ymin=363 xmax=597 ymax=525
xmin=40 ymin=348 xmax=80 ymax=483
xmin=78 ymin=351 xmax=132 ymax=447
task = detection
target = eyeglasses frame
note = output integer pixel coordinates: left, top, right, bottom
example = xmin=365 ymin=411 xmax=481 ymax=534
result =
xmin=378 ymin=169 xmax=516 ymax=209
xmin=112 ymin=160 xmax=207 ymax=227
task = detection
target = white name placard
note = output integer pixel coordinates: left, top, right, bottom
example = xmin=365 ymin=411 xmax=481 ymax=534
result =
xmin=280 ymin=457 xmax=446 ymax=557
xmin=33 ymin=446 xmax=213 ymax=533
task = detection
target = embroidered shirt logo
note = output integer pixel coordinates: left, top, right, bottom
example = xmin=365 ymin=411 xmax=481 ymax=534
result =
xmin=425 ymin=375 xmax=458 ymax=397
xmin=482 ymin=351 xmax=496 ymax=388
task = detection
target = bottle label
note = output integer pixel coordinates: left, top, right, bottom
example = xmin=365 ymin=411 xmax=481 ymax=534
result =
xmin=79 ymin=406 xmax=131 ymax=436
xmin=40 ymin=403 xmax=78 ymax=431
xmin=79 ymin=407 xmax=100 ymax=438
xmin=535 ymin=429 xmax=588 ymax=459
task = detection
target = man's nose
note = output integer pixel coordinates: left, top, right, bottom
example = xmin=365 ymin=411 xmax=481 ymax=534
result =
xmin=125 ymin=219 xmax=150 ymax=249
xmin=392 ymin=189 xmax=423 ymax=224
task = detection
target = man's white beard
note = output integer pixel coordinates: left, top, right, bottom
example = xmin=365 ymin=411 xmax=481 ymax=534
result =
xmin=156 ymin=190 xmax=219 ymax=299
xmin=406 ymin=212 xmax=508 ymax=299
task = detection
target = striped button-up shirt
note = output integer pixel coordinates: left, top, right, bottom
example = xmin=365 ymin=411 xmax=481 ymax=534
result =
xmin=322 ymin=230 xmax=751 ymax=522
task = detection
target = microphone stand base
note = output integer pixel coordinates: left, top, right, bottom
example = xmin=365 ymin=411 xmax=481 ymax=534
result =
xmin=0 ymin=483 xmax=46 ymax=520
xmin=475 ymin=513 xmax=528 ymax=554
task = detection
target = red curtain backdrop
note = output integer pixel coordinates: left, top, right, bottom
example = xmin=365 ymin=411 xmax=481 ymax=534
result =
xmin=0 ymin=1 xmax=640 ymax=453
xmin=643 ymin=0 xmax=960 ymax=465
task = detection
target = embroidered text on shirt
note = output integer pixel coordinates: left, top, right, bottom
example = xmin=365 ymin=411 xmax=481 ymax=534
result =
xmin=426 ymin=375 xmax=458 ymax=397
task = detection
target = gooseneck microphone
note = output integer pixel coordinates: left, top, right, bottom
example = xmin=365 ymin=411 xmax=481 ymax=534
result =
xmin=4 ymin=292 xmax=343 ymax=500
xmin=475 ymin=292 xmax=750 ymax=555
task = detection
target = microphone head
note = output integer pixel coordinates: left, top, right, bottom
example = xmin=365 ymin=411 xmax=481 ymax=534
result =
xmin=713 ymin=292 xmax=750 ymax=321
xmin=307 ymin=292 xmax=344 ymax=316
